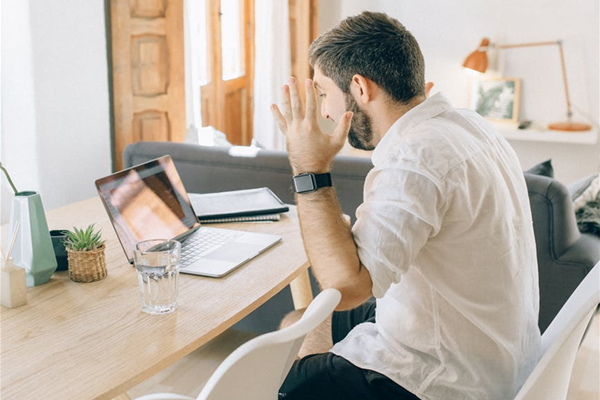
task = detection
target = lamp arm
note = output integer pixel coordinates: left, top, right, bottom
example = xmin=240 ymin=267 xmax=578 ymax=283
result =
xmin=496 ymin=40 xmax=572 ymax=119
xmin=556 ymin=42 xmax=573 ymax=118
xmin=496 ymin=40 xmax=559 ymax=49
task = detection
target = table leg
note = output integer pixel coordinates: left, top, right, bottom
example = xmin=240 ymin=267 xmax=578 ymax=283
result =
xmin=289 ymin=267 xmax=313 ymax=310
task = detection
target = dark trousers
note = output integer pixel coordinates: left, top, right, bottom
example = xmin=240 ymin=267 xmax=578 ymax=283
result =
xmin=279 ymin=298 xmax=420 ymax=400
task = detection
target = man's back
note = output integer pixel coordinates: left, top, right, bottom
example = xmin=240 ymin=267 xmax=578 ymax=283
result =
xmin=332 ymin=93 xmax=541 ymax=400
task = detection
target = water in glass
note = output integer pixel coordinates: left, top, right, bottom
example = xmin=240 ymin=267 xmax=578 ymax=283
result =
xmin=134 ymin=240 xmax=181 ymax=315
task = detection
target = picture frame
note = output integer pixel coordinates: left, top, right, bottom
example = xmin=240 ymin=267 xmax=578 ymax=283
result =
xmin=470 ymin=77 xmax=521 ymax=123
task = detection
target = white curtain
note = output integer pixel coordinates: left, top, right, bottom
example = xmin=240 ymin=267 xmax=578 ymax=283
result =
xmin=252 ymin=0 xmax=291 ymax=150
xmin=184 ymin=0 xmax=205 ymax=143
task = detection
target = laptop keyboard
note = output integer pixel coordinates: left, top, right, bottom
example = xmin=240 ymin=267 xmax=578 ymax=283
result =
xmin=180 ymin=228 xmax=244 ymax=267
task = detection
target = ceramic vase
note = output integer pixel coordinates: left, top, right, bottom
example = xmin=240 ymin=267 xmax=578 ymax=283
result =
xmin=9 ymin=191 xmax=57 ymax=286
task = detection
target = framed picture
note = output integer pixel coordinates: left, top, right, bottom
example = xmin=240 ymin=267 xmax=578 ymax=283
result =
xmin=470 ymin=77 xmax=521 ymax=123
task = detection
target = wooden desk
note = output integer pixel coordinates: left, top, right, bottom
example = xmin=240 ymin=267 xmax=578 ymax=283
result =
xmin=0 ymin=198 xmax=311 ymax=400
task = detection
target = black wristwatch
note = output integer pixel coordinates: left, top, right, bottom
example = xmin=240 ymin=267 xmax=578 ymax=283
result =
xmin=292 ymin=173 xmax=332 ymax=194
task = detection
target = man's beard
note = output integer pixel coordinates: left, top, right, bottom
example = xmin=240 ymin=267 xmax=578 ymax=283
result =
xmin=345 ymin=93 xmax=375 ymax=151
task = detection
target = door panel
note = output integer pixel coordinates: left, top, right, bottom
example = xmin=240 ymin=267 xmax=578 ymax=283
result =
xmin=288 ymin=0 xmax=319 ymax=101
xmin=131 ymin=35 xmax=169 ymax=96
xmin=224 ymin=85 xmax=247 ymax=144
xmin=132 ymin=110 xmax=170 ymax=142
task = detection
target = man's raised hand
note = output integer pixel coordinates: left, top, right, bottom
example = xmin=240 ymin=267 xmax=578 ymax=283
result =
xmin=271 ymin=77 xmax=353 ymax=175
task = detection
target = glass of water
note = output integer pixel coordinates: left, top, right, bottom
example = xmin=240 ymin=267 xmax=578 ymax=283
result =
xmin=134 ymin=239 xmax=181 ymax=315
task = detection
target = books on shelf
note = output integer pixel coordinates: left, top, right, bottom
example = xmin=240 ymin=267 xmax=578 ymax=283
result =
xmin=189 ymin=187 xmax=289 ymax=224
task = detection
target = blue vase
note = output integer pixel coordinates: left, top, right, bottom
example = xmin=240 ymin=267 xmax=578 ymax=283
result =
xmin=9 ymin=191 xmax=58 ymax=286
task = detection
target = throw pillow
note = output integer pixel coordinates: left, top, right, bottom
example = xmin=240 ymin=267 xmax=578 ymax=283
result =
xmin=572 ymin=174 xmax=600 ymax=212
xmin=525 ymin=159 xmax=554 ymax=178
xmin=576 ymin=191 xmax=600 ymax=237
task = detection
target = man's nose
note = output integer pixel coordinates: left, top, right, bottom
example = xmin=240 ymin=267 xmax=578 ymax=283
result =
xmin=320 ymin=102 xmax=329 ymax=120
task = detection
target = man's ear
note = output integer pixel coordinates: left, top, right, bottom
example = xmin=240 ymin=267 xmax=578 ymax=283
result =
xmin=350 ymin=74 xmax=372 ymax=105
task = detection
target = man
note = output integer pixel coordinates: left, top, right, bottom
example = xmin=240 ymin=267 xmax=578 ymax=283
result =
xmin=271 ymin=11 xmax=541 ymax=400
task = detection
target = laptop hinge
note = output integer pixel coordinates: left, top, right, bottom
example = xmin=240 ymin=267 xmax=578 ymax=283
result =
xmin=174 ymin=225 xmax=201 ymax=243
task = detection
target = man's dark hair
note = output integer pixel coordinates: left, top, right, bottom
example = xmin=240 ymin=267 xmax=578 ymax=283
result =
xmin=309 ymin=11 xmax=425 ymax=104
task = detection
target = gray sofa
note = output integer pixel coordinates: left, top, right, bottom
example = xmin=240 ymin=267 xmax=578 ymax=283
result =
xmin=123 ymin=141 xmax=600 ymax=333
xmin=525 ymin=173 xmax=600 ymax=331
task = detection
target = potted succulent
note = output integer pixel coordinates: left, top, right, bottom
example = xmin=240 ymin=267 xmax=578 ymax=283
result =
xmin=64 ymin=224 xmax=107 ymax=282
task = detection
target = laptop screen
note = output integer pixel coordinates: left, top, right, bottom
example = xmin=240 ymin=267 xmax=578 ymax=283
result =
xmin=95 ymin=155 xmax=199 ymax=262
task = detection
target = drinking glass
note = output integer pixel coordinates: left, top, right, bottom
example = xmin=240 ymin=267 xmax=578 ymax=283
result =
xmin=134 ymin=239 xmax=181 ymax=314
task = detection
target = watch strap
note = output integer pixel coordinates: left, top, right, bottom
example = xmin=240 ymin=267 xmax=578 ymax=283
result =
xmin=313 ymin=173 xmax=332 ymax=188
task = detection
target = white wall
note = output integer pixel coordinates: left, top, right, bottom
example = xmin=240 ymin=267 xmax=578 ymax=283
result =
xmin=1 ymin=0 xmax=111 ymax=224
xmin=319 ymin=0 xmax=600 ymax=184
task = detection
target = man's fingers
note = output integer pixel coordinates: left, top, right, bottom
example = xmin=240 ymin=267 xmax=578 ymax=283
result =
xmin=270 ymin=104 xmax=288 ymax=134
xmin=333 ymin=111 xmax=353 ymax=144
xmin=288 ymin=77 xmax=304 ymax=120
xmin=280 ymin=84 xmax=293 ymax=123
xmin=305 ymin=79 xmax=318 ymax=118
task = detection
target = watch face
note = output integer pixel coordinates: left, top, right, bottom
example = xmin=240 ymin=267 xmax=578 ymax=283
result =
xmin=293 ymin=174 xmax=316 ymax=193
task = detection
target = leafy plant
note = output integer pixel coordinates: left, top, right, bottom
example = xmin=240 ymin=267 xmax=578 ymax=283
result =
xmin=64 ymin=224 xmax=105 ymax=251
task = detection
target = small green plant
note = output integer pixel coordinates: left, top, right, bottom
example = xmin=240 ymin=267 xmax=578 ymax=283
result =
xmin=64 ymin=224 xmax=105 ymax=251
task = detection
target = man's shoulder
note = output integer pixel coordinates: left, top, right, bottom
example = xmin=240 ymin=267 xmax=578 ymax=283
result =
xmin=381 ymin=115 xmax=481 ymax=176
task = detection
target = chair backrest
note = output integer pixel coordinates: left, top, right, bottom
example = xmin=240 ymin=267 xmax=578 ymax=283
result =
xmin=197 ymin=288 xmax=342 ymax=400
xmin=514 ymin=262 xmax=599 ymax=400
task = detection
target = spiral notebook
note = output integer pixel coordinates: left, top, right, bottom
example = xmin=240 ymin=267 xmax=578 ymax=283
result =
xmin=189 ymin=188 xmax=289 ymax=224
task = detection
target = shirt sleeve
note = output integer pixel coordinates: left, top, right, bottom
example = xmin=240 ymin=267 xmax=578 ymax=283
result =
xmin=352 ymin=167 xmax=446 ymax=298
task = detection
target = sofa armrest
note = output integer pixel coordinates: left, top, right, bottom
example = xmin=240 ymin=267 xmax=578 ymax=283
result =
xmin=537 ymin=234 xmax=598 ymax=331
xmin=525 ymin=173 xmax=581 ymax=257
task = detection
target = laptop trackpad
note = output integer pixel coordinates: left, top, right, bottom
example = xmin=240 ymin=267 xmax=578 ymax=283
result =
xmin=204 ymin=242 xmax=260 ymax=262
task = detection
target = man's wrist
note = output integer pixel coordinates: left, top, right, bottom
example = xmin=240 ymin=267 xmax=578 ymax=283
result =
xmin=290 ymin=159 xmax=333 ymax=175
xmin=292 ymin=166 xmax=330 ymax=175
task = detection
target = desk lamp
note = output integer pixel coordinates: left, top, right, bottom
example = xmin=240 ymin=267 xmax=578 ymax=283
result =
xmin=463 ymin=38 xmax=591 ymax=131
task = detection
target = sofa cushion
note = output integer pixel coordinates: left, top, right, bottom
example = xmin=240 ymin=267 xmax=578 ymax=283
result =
xmin=576 ymin=192 xmax=600 ymax=236
xmin=570 ymin=174 xmax=598 ymax=200
xmin=572 ymin=174 xmax=600 ymax=212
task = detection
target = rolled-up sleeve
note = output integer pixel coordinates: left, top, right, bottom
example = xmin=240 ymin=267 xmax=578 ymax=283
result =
xmin=352 ymin=167 xmax=445 ymax=298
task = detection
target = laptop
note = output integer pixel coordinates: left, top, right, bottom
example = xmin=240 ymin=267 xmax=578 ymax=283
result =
xmin=95 ymin=155 xmax=282 ymax=278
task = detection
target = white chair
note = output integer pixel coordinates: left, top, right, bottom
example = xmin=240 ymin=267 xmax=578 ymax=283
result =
xmin=514 ymin=262 xmax=599 ymax=400
xmin=132 ymin=288 xmax=341 ymax=400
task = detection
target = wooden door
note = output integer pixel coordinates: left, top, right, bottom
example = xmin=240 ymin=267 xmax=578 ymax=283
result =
xmin=110 ymin=0 xmax=186 ymax=170
xmin=289 ymin=0 xmax=319 ymax=99
xmin=200 ymin=0 xmax=254 ymax=146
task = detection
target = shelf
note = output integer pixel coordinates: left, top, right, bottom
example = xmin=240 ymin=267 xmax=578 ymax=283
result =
xmin=494 ymin=124 xmax=598 ymax=145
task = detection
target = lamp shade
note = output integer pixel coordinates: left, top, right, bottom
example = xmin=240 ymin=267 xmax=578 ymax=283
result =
xmin=462 ymin=38 xmax=490 ymax=73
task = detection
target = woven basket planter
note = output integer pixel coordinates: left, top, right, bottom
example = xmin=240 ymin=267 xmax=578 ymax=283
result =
xmin=66 ymin=244 xmax=107 ymax=283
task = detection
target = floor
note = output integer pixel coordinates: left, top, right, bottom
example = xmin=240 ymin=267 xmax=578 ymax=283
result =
xmin=125 ymin=329 xmax=257 ymax=399
xmin=124 ymin=308 xmax=599 ymax=399
xmin=567 ymin=306 xmax=600 ymax=400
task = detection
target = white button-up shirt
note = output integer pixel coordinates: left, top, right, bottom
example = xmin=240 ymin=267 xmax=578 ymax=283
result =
xmin=331 ymin=93 xmax=541 ymax=400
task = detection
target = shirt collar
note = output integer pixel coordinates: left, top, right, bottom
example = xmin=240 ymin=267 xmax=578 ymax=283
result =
xmin=372 ymin=92 xmax=453 ymax=165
